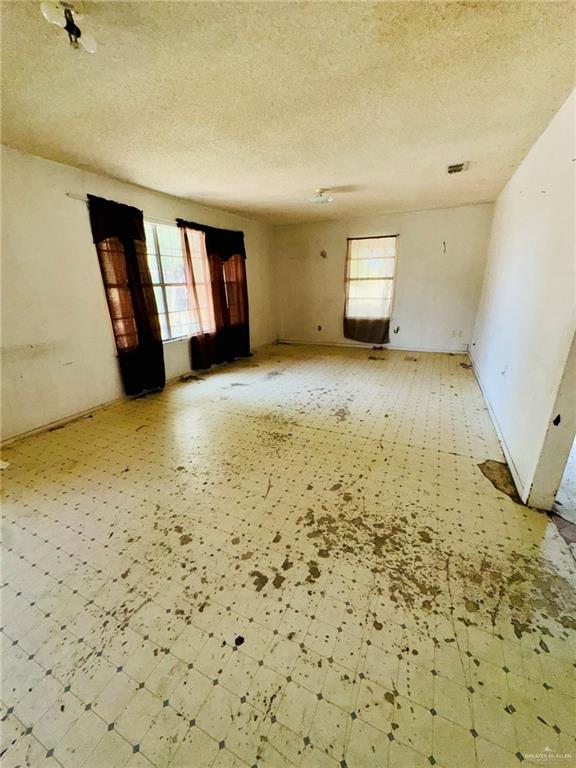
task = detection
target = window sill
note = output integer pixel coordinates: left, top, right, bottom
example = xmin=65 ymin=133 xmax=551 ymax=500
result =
xmin=162 ymin=336 xmax=191 ymax=345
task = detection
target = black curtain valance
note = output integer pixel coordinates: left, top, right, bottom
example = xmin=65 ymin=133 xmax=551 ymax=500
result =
xmin=175 ymin=219 xmax=246 ymax=261
xmin=88 ymin=195 xmax=146 ymax=245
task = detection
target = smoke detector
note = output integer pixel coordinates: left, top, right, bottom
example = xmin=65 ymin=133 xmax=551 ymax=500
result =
xmin=309 ymin=189 xmax=333 ymax=205
xmin=447 ymin=162 xmax=469 ymax=174
xmin=40 ymin=2 xmax=97 ymax=53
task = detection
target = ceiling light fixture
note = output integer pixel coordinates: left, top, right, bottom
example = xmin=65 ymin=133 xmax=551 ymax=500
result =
xmin=309 ymin=189 xmax=333 ymax=205
xmin=40 ymin=2 xmax=97 ymax=53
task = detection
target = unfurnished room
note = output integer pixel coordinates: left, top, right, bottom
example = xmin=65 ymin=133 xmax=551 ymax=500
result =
xmin=1 ymin=2 xmax=575 ymax=767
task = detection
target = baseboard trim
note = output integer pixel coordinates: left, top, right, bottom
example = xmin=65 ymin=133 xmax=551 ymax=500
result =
xmin=2 ymin=344 xmax=273 ymax=448
xmin=1 ymin=394 xmax=127 ymax=448
xmin=276 ymin=338 xmax=470 ymax=354
xmin=468 ymin=352 xmax=529 ymax=503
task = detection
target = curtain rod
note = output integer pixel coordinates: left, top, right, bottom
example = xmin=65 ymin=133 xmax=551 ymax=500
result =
xmin=66 ymin=192 xmax=176 ymax=227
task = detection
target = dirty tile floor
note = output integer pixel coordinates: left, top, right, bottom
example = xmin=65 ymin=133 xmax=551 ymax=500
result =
xmin=1 ymin=344 xmax=575 ymax=768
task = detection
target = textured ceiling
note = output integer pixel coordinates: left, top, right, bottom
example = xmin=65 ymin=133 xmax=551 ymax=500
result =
xmin=2 ymin=1 xmax=575 ymax=223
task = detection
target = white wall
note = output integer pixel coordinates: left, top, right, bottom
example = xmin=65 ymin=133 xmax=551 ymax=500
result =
xmin=529 ymin=331 xmax=576 ymax=509
xmin=273 ymin=204 xmax=493 ymax=352
xmin=1 ymin=146 xmax=276 ymax=441
xmin=471 ymin=91 xmax=576 ymax=504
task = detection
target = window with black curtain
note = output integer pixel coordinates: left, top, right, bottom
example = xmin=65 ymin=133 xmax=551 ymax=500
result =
xmin=88 ymin=195 xmax=165 ymax=395
xmin=177 ymin=220 xmax=250 ymax=371
xmin=343 ymin=235 xmax=398 ymax=345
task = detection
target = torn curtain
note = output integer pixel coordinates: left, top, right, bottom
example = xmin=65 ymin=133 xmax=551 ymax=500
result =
xmin=88 ymin=195 xmax=165 ymax=395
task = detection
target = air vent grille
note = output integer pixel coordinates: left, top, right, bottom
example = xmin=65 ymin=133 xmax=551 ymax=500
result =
xmin=447 ymin=162 xmax=469 ymax=174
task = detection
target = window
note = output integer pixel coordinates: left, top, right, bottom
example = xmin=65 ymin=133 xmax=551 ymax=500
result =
xmin=144 ymin=221 xmax=214 ymax=341
xmin=179 ymin=227 xmax=216 ymax=335
xmin=344 ymin=236 xmax=397 ymax=320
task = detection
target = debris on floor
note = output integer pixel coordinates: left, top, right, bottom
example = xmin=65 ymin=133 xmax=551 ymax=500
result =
xmin=1 ymin=344 xmax=575 ymax=767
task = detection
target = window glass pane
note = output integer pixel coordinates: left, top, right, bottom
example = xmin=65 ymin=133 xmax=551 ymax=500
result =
xmin=146 ymin=252 xmax=161 ymax=283
xmin=168 ymin=311 xmax=195 ymax=338
xmin=166 ymin=285 xmax=188 ymax=313
xmin=349 ymin=237 xmax=396 ymax=259
xmin=158 ymin=314 xmax=170 ymax=341
xmin=157 ymin=224 xmax=181 ymax=255
xmin=347 ymin=298 xmax=391 ymax=319
xmin=348 ymin=258 xmax=395 ymax=279
xmin=153 ymin=286 xmax=166 ymax=314
xmin=348 ymin=279 xmax=394 ymax=300
xmin=144 ymin=222 xmax=157 ymax=255
xmin=160 ymin=255 xmax=186 ymax=283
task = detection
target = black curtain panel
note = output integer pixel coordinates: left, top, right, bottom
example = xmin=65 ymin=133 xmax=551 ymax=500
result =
xmin=177 ymin=220 xmax=250 ymax=371
xmin=88 ymin=195 xmax=165 ymax=395
xmin=343 ymin=316 xmax=391 ymax=345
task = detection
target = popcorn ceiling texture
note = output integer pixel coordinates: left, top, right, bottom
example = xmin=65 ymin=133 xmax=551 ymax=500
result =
xmin=2 ymin=1 xmax=575 ymax=223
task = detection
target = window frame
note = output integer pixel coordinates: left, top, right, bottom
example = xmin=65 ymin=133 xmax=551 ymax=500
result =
xmin=344 ymin=234 xmax=399 ymax=322
xmin=144 ymin=219 xmax=195 ymax=343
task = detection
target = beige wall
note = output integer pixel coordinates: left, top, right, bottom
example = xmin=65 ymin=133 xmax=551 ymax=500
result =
xmin=1 ymin=146 xmax=276 ymax=441
xmin=272 ymin=204 xmax=493 ymax=352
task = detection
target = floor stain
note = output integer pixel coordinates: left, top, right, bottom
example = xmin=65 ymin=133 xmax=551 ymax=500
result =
xmin=334 ymin=407 xmax=349 ymax=422
xmin=273 ymin=573 xmax=285 ymax=588
xmin=3 ymin=344 xmax=575 ymax=765
xmin=478 ymin=460 xmax=522 ymax=503
xmin=250 ymin=571 xmax=269 ymax=592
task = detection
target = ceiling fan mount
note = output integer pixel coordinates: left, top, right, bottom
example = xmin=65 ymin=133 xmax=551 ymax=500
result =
xmin=40 ymin=1 xmax=97 ymax=53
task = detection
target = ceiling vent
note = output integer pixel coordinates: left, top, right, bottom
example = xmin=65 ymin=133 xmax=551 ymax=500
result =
xmin=447 ymin=162 xmax=469 ymax=174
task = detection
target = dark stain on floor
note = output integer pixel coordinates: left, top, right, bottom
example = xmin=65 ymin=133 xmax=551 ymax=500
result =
xmin=250 ymin=571 xmax=269 ymax=592
xmin=478 ymin=459 xmax=522 ymax=503
xmin=478 ymin=460 xmax=576 ymax=552
xmin=240 ymin=476 xmax=576 ymax=644
xmin=334 ymin=407 xmax=349 ymax=422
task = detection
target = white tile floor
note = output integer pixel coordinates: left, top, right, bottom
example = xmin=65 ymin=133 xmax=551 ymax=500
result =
xmin=1 ymin=344 xmax=575 ymax=768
